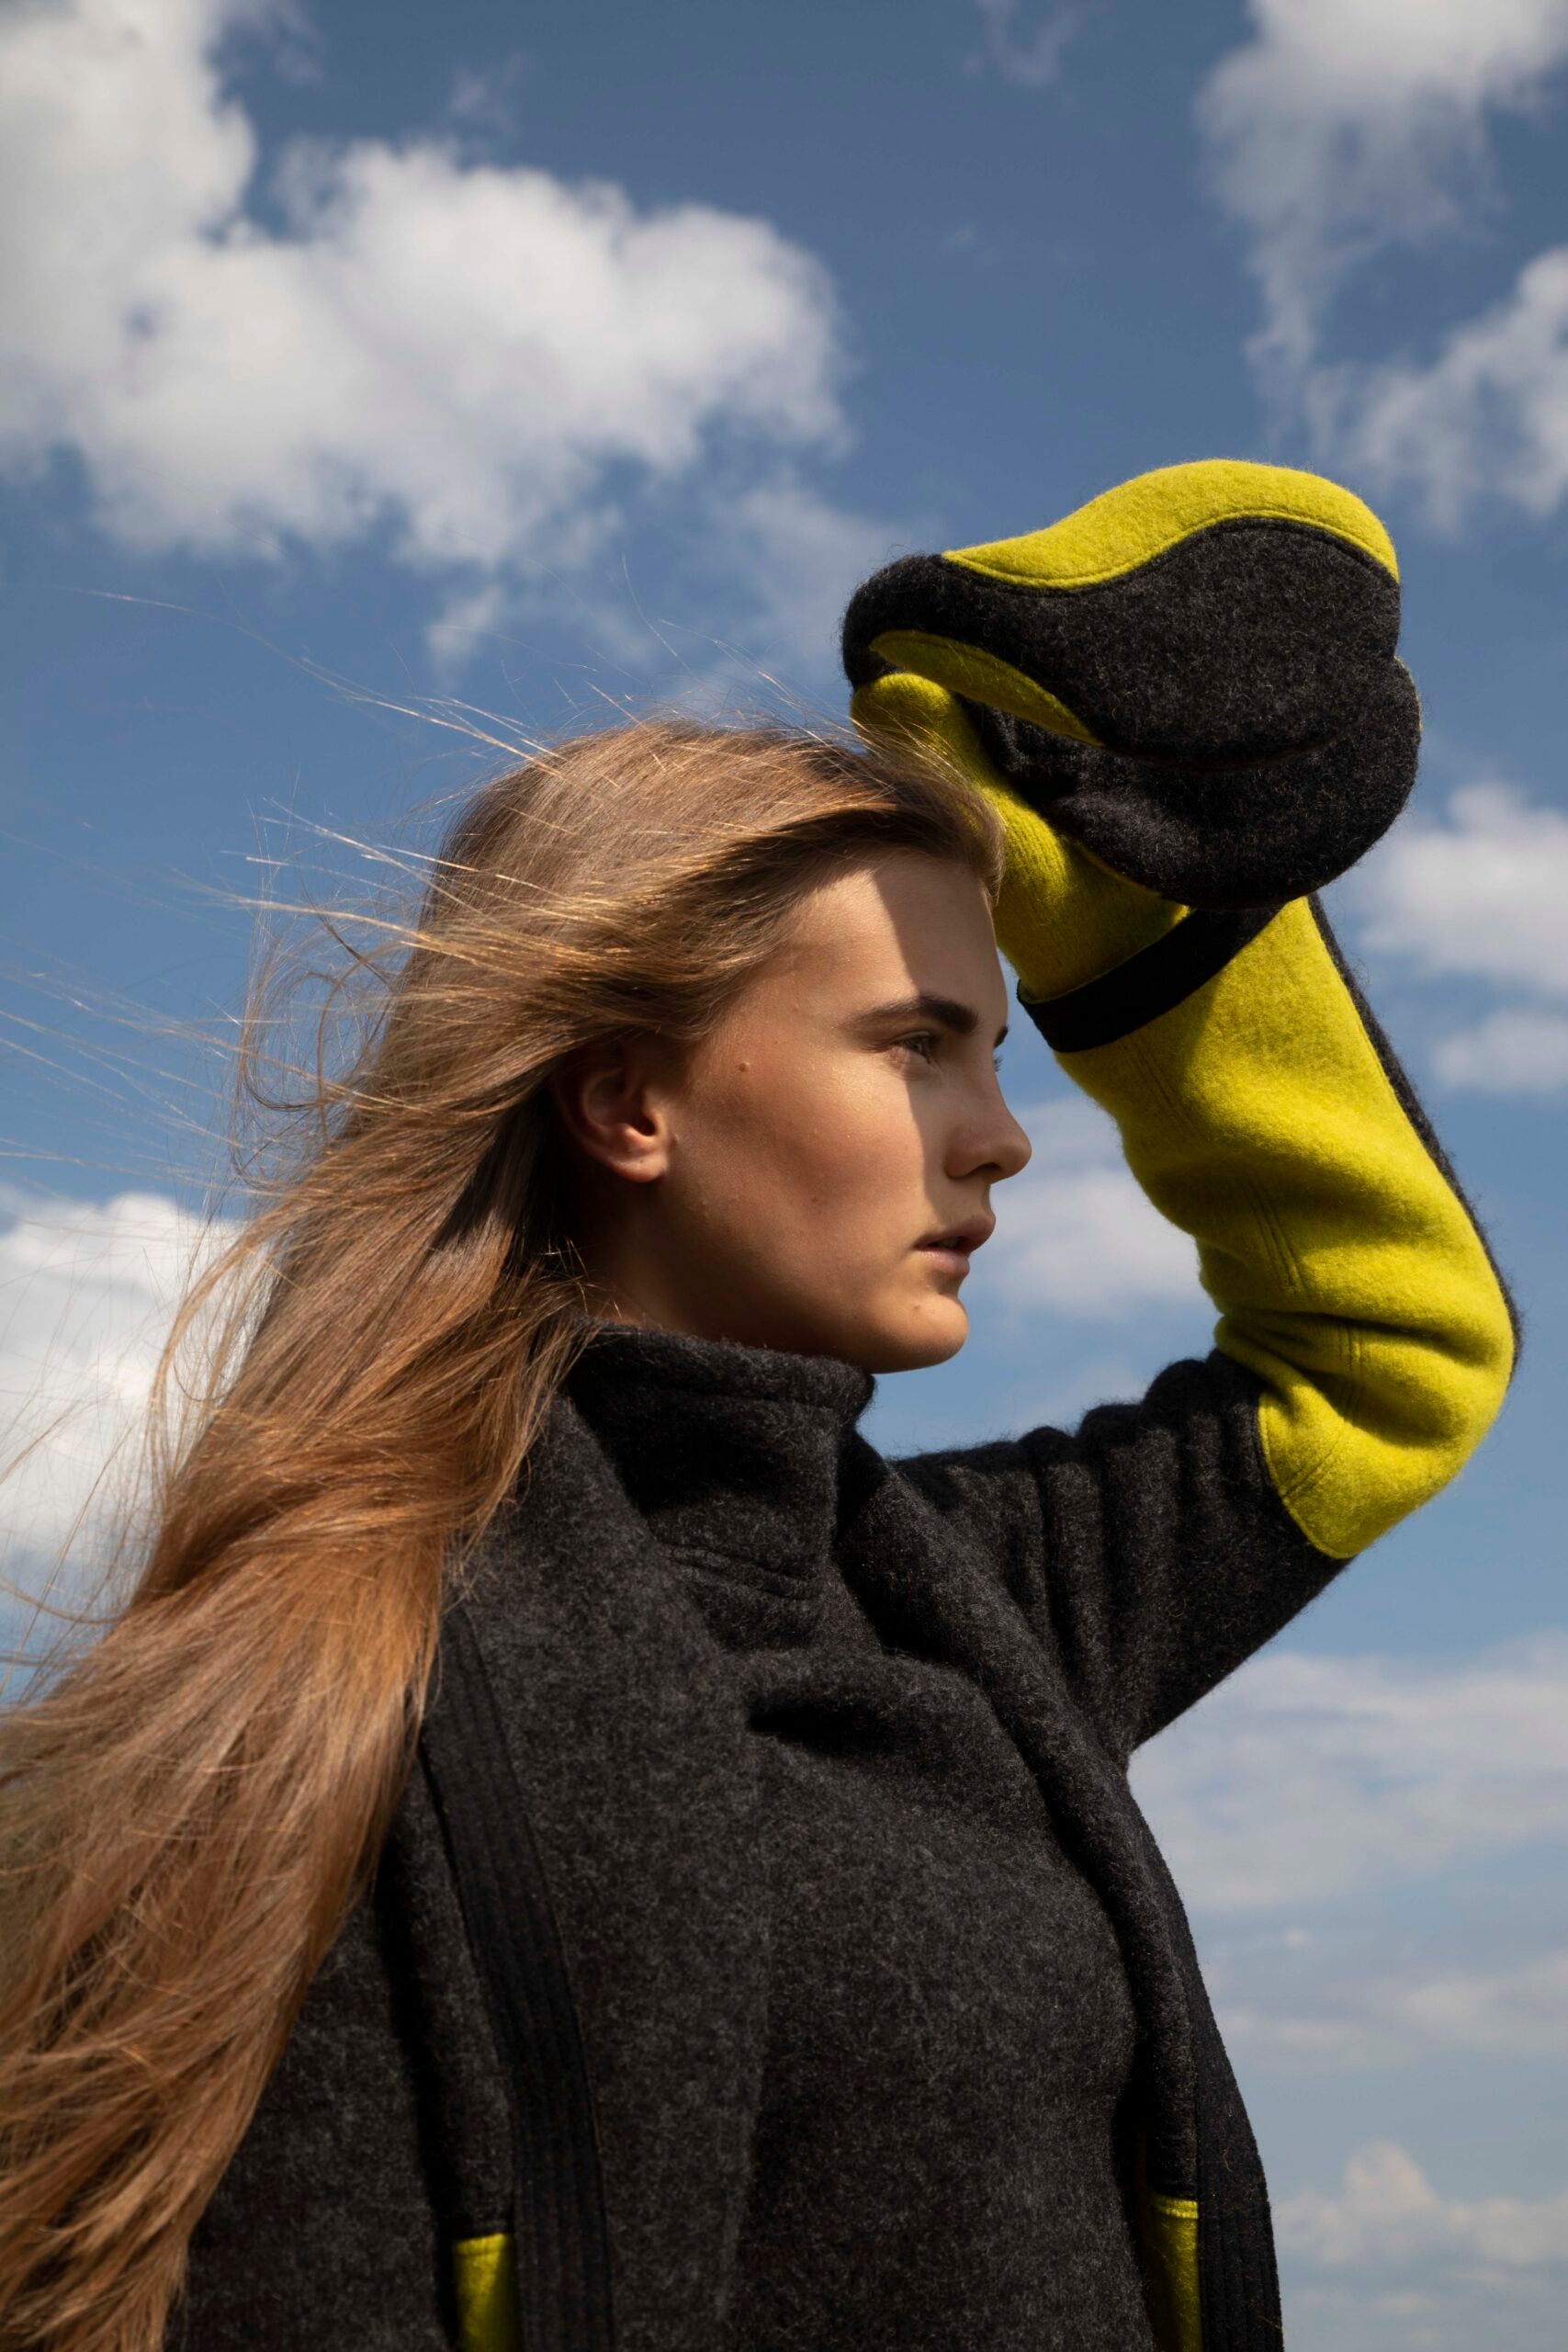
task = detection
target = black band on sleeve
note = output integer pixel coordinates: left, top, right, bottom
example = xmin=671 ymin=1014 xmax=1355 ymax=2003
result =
xmin=1021 ymin=902 xmax=1283 ymax=1054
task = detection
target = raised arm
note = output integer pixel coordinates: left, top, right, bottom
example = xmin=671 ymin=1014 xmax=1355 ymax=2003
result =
xmin=844 ymin=462 xmax=1517 ymax=1754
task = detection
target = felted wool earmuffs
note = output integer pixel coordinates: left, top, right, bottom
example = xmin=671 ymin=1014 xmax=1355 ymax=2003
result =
xmin=840 ymin=458 xmax=1419 ymax=911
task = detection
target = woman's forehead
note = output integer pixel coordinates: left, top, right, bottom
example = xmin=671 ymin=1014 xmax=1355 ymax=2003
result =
xmin=748 ymin=855 xmax=1006 ymax=1021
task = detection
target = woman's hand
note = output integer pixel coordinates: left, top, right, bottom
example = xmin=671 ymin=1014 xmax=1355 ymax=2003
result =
xmin=845 ymin=665 xmax=1183 ymax=1005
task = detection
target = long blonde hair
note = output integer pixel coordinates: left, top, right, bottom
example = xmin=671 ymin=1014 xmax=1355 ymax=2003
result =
xmin=0 ymin=718 xmax=1002 ymax=2351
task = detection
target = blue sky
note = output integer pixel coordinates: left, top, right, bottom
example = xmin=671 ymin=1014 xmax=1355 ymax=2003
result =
xmin=4 ymin=4 xmax=1568 ymax=2343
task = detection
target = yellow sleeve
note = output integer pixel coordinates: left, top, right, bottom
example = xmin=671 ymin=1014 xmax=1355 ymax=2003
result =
xmin=856 ymin=673 xmax=1516 ymax=1562
xmin=1054 ymin=895 xmax=1515 ymax=1559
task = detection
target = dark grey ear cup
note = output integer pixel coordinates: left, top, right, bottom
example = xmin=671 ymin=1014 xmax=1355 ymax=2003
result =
xmin=955 ymin=651 xmax=1421 ymax=911
xmin=841 ymin=502 xmax=1420 ymax=910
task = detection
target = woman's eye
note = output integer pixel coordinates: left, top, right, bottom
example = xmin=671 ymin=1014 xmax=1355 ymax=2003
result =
xmin=897 ymin=1032 xmax=939 ymax=1063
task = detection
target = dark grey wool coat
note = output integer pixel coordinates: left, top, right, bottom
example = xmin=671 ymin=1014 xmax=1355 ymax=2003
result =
xmin=167 ymin=895 xmax=1515 ymax=2352
xmin=174 ymin=1329 xmax=1317 ymax=2352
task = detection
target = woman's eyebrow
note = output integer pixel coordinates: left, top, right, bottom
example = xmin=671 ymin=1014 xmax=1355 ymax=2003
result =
xmin=862 ymin=991 xmax=1009 ymax=1046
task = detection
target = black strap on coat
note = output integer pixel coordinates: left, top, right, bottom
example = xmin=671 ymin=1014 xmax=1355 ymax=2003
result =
xmin=419 ymin=1597 xmax=616 ymax=2352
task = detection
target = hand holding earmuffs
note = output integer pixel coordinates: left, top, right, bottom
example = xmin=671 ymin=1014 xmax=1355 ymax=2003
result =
xmin=841 ymin=459 xmax=1418 ymax=1005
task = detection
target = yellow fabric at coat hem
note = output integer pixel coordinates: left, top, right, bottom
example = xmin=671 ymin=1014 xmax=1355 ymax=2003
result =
xmin=454 ymin=2232 xmax=519 ymax=2352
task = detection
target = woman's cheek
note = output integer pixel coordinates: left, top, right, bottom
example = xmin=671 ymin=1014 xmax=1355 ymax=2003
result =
xmin=829 ymin=1082 xmax=927 ymax=1239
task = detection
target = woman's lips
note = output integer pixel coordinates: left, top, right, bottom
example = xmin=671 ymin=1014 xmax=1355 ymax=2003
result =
xmin=918 ymin=1241 xmax=974 ymax=1276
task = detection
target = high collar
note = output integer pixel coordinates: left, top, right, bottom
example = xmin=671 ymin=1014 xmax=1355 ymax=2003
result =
xmin=564 ymin=1323 xmax=875 ymax=1581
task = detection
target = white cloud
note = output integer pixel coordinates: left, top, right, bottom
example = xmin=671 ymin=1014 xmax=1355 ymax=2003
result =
xmin=722 ymin=481 xmax=901 ymax=676
xmin=1344 ymin=779 xmax=1568 ymax=1091
xmin=1132 ymin=1635 xmax=1568 ymax=1911
xmin=1349 ymin=781 xmax=1568 ymax=997
xmin=1344 ymin=780 xmax=1568 ymax=992
xmin=1432 ymin=1006 xmax=1568 ymax=1093
xmin=423 ymin=576 xmax=522 ymax=675
xmin=1279 ymin=2141 xmax=1568 ymax=2273
xmin=1322 ymin=244 xmax=1568 ymax=527
xmin=976 ymin=1097 xmax=1201 ymax=1320
xmin=421 ymin=471 xmax=903 ymax=694
xmin=1274 ymin=2144 xmax=1568 ymax=2351
xmin=0 ymin=0 xmax=846 ymax=614
xmin=1198 ymin=0 xmax=1568 ymax=383
xmin=967 ymin=0 xmax=1084 ymax=88
xmin=0 ymin=1185 xmax=241 ymax=1599
xmin=1200 ymin=3 xmax=1568 ymax=526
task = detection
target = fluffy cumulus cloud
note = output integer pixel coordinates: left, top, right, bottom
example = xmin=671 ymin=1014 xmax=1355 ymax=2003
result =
xmin=1199 ymin=0 xmax=1568 ymax=381
xmin=0 ymin=0 xmax=880 ymax=666
xmin=1274 ymin=2143 xmax=1568 ymax=2352
xmin=0 ymin=1184 xmax=241 ymax=1617
xmin=972 ymin=1095 xmax=1201 ymax=1319
xmin=1349 ymin=781 xmax=1568 ymax=995
xmin=1200 ymin=1 xmax=1568 ymax=527
xmin=1280 ymin=2142 xmax=1568 ymax=2273
xmin=1323 ymin=244 xmax=1568 ymax=527
xmin=1132 ymin=1634 xmax=1568 ymax=1912
xmin=1345 ymin=779 xmax=1568 ymax=1091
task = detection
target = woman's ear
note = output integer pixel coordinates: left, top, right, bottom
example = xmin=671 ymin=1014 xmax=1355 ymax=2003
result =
xmin=547 ymin=1038 xmax=674 ymax=1183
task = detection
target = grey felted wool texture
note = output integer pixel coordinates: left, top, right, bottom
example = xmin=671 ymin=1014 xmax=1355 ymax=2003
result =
xmin=170 ymin=1817 xmax=457 ymax=2346
xmin=958 ymin=668 xmax=1420 ymax=910
xmin=171 ymin=1319 xmax=1337 ymax=2350
xmin=840 ymin=519 xmax=1421 ymax=909
xmin=841 ymin=525 xmax=1401 ymax=762
xmin=170 ymin=1762 xmax=509 ymax=2346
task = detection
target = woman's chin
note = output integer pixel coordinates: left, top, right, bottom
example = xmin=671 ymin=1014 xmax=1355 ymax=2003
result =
xmin=854 ymin=1294 xmax=970 ymax=1375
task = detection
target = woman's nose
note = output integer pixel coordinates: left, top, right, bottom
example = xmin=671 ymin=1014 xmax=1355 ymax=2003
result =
xmin=992 ymin=1102 xmax=1032 ymax=1180
xmin=957 ymin=1083 xmax=1032 ymax=1182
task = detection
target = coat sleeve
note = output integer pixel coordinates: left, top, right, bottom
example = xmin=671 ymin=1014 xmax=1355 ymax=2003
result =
xmin=166 ymin=1875 xmax=456 ymax=2349
xmin=894 ymin=797 xmax=1517 ymax=1759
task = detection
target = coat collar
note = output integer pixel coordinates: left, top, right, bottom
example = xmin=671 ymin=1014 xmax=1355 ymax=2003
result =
xmin=563 ymin=1322 xmax=874 ymax=1582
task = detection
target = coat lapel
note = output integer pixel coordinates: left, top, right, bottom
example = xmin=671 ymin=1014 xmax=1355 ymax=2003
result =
xmin=834 ymin=1435 xmax=1201 ymax=2181
xmin=460 ymin=1393 xmax=773 ymax=2352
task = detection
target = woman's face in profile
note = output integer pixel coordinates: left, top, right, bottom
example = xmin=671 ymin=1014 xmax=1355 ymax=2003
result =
xmin=556 ymin=850 xmax=1033 ymax=1372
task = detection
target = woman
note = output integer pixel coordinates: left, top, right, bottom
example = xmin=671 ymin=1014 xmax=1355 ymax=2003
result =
xmin=0 ymin=462 xmax=1515 ymax=2352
